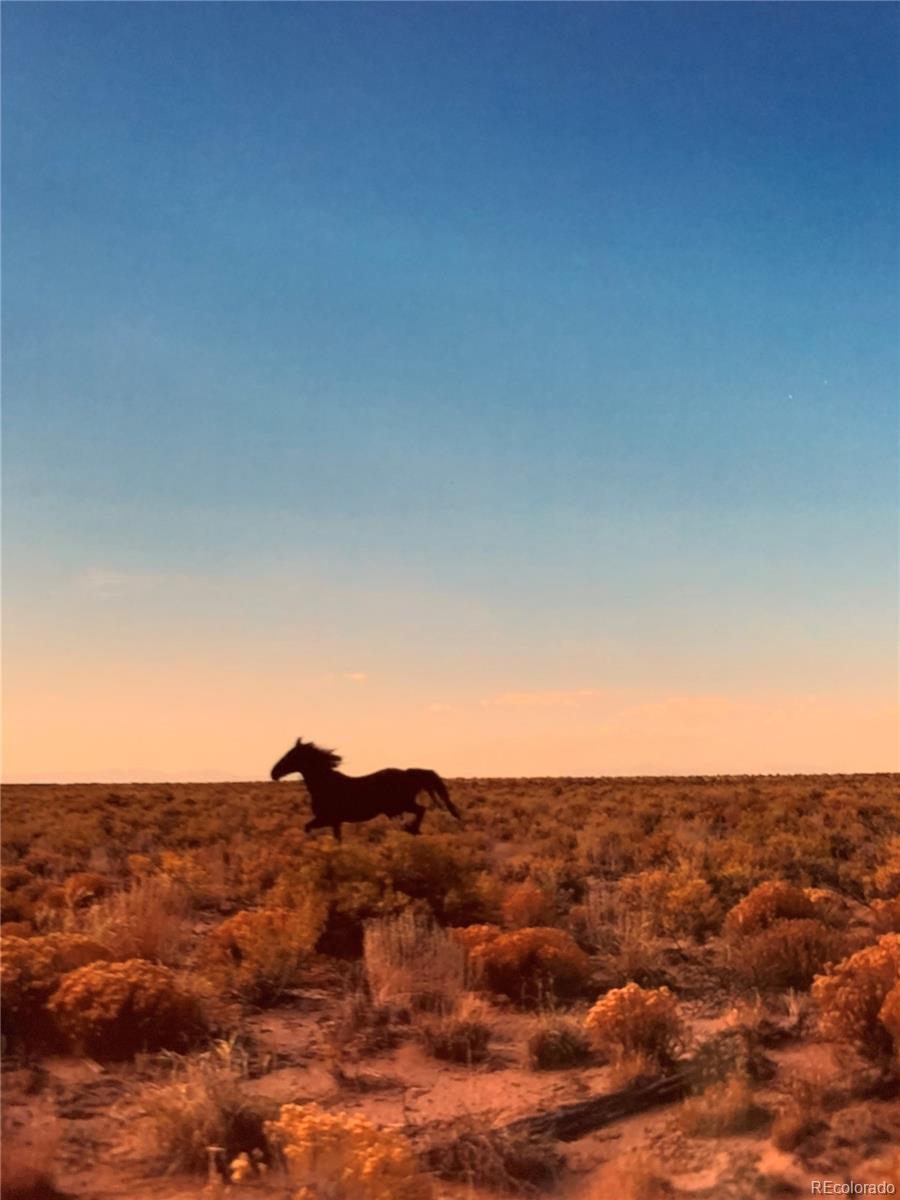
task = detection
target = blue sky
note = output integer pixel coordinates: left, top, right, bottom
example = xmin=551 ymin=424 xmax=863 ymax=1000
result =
xmin=3 ymin=3 xmax=898 ymax=779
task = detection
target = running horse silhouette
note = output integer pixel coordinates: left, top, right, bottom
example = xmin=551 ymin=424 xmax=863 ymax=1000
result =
xmin=270 ymin=738 xmax=461 ymax=840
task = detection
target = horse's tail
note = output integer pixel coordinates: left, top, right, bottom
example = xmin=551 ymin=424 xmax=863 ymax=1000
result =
xmin=416 ymin=770 xmax=461 ymax=821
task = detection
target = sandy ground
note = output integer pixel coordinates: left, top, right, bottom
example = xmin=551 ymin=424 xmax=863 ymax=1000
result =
xmin=4 ymin=990 xmax=899 ymax=1200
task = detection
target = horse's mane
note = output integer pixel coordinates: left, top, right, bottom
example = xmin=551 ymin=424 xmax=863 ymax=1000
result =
xmin=301 ymin=740 xmax=343 ymax=769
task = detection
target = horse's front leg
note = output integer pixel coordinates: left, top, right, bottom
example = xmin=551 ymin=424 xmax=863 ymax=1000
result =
xmin=331 ymin=823 xmax=342 ymax=842
xmin=305 ymin=816 xmax=326 ymax=834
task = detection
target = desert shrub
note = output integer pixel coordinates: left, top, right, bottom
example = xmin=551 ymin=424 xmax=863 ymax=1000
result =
xmin=382 ymin=834 xmax=496 ymax=925
xmin=205 ymin=906 xmax=324 ymax=1006
xmin=63 ymin=872 xmax=113 ymax=908
xmin=81 ymin=874 xmax=191 ymax=963
xmin=723 ymin=881 xmax=815 ymax=937
xmin=451 ymin=923 xmax=503 ymax=957
xmin=420 ymin=993 xmax=492 ymax=1064
xmin=1 ymin=866 xmax=33 ymax=892
xmin=1 ymin=932 xmax=113 ymax=1047
xmin=501 ymin=881 xmax=556 ymax=929
xmin=266 ymin=1102 xmax=433 ymax=1200
xmin=663 ymin=874 xmax=722 ymax=939
xmin=872 ymin=837 xmax=900 ymax=899
xmin=812 ymin=933 xmax=900 ymax=1058
xmin=135 ymin=1040 xmax=275 ymax=1173
xmin=1 ymin=887 xmax=35 ymax=925
xmin=423 ymin=1117 xmax=563 ymax=1194
xmin=725 ymin=919 xmax=845 ymax=991
xmin=48 ymin=958 xmax=210 ymax=1058
xmin=872 ymin=897 xmax=900 ymax=934
xmin=22 ymin=849 xmax=68 ymax=878
xmin=1 ymin=921 xmax=34 ymax=938
xmin=363 ymin=910 xmax=466 ymax=1013
xmin=585 ymin=983 xmax=684 ymax=1065
xmin=159 ymin=847 xmax=231 ymax=909
xmin=618 ymin=868 xmax=721 ymax=940
xmin=677 ymin=1073 xmax=768 ymax=1136
xmin=527 ymin=1015 xmax=592 ymax=1070
xmin=877 ymin=980 xmax=900 ymax=1057
xmin=803 ymin=887 xmax=856 ymax=929
xmin=468 ymin=927 xmax=591 ymax=1006
xmin=126 ymin=853 xmax=154 ymax=877
xmin=2 ymin=872 xmax=73 ymax=928
xmin=270 ymin=843 xmax=393 ymax=958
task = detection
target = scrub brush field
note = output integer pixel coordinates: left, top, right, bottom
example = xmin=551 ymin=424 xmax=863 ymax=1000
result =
xmin=2 ymin=773 xmax=899 ymax=1199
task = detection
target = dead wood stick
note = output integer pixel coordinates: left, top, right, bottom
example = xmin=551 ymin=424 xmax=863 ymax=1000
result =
xmin=496 ymin=1027 xmax=771 ymax=1143
xmin=498 ymin=1069 xmax=692 ymax=1142
xmin=420 ymin=1030 xmax=762 ymax=1163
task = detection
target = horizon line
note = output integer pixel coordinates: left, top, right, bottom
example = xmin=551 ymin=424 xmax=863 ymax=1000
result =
xmin=4 ymin=769 xmax=898 ymax=786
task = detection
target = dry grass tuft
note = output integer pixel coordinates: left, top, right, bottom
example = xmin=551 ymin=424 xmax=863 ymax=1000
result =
xmin=364 ymin=910 xmax=467 ymax=1014
xmin=79 ymin=874 xmax=191 ymax=964
xmin=606 ymin=1049 xmax=662 ymax=1088
xmin=420 ymin=992 xmax=493 ymax=1065
xmin=527 ymin=1013 xmax=592 ymax=1070
xmin=134 ymin=1040 xmax=274 ymax=1174
xmin=677 ymin=1073 xmax=768 ymax=1137
xmin=327 ymin=984 xmax=408 ymax=1058
xmin=579 ymin=882 xmax=671 ymax=986
xmin=424 ymin=1117 xmax=564 ymax=1194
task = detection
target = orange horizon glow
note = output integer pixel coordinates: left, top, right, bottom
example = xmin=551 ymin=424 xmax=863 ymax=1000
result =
xmin=4 ymin=665 xmax=897 ymax=782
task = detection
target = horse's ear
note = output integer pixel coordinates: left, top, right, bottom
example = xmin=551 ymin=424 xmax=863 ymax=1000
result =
xmin=295 ymin=737 xmax=304 ymax=746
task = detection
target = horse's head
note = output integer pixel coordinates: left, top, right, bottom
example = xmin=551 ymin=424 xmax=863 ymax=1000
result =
xmin=270 ymin=737 xmax=342 ymax=780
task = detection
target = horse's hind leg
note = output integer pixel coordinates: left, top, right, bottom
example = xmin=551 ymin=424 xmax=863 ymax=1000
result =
xmin=331 ymin=823 xmax=342 ymax=842
xmin=407 ymin=802 xmax=426 ymax=835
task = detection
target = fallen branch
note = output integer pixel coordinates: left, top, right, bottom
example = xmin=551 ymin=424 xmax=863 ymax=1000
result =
xmin=502 ymin=1027 xmax=772 ymax=1143
xmin=501 ymin=1068 xmax=692 ymax=1142
xmin=517 ymin=1027 xmax=775 ymax=1143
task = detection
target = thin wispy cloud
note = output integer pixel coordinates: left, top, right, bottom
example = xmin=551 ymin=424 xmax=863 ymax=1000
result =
xmin=480 ymin=688 xmax=608 ymax=709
